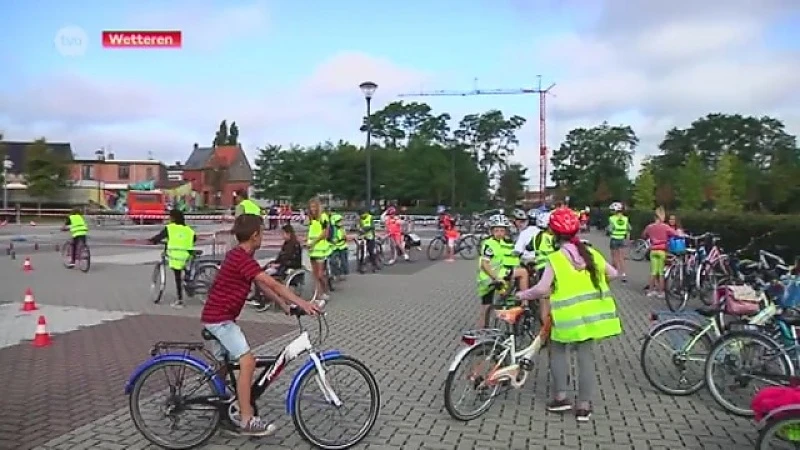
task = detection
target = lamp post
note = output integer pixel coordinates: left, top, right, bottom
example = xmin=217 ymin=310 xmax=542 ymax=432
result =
xmin=359 ymin=81 xmax=378 ymax=209
xmin=2 ymin=156 xmax=13 ymax=213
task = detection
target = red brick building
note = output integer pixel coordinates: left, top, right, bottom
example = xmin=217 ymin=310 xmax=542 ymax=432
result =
xmin=182 ymin=144 xmax=253 ymax=207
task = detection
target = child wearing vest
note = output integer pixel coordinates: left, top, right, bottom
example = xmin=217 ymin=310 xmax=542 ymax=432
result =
xmin=330 ymin=214 xmax=350 ymax=280
xmin=517 ymin=207 xmax=622 ymax=422
xmin=63 ymin=208 xmax=89 ymax=268
xmin=149 ymin=209 xmax=197 ymax=308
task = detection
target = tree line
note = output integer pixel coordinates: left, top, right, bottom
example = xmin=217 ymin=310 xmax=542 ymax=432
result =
xmin=0 ymin=134 xmax=71 ymax=204
xmin=252 ymin=101 xmax=530 ymax=208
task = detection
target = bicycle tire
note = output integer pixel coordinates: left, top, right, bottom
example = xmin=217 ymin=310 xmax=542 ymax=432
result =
xmin=639 ymin=320 xmax=713 ymax=396
xmin=291 ymin=355 xmax=380 ymax=450
xmin=458 ymin=235 xmax=480 ymax=260
xmin=695 ymin=262 xmax=715 ymax=306
xmin=128 ymin=360 xmax=221 ymax=450
xmin=384 ymin=241 xmax=398 ymax=266
xmin=443 ymin=340 xmax=502 ymax=421
xmin=61 ymin=239 xmax=72 ymax=268
xmin=664 ymin=264 xmax=688 ymax=312
xmin=151 ymin=262 xmax=166 ymax=304
xmin=427 ymin=237 xmax=445 ymax=261
xmin=756 ymin=414 xmax=800 ymax=449
xmin=629 ymin=239 xmax=648 ymax=261
xmin=705 ymin=330 xmax=794 ymax=417
xmin=192 ymin=263 xmax=219 ymax=302
xmin=286 ymin=268 xmax=315 ymax=301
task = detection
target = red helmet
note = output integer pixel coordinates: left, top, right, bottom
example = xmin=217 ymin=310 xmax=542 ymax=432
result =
xmin=386 ymin=206 xmax=396 ymax=215
xmin=549 ymin=207 xmax=580 ymax=236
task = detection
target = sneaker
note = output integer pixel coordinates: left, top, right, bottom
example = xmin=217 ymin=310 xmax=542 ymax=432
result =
xmin=403 ymin=254 xmax=409 ymax=261
xmin=239 ymin=416 xmax=277 ymax=436
xmin=646 ymin=290 xmax=656 ymax=298
xmin=546 ymin=398 xmax=572 ymax=412
xmin=171 ymin=300 xmax=185 ymax=309
xmin=67 ymin=263 xmax=75 ymax=268
xmin=575 ymin=408 xmax=592 ymax=422
xmin=621 ymin=274 xmax=628 ymax=283
xmin=320 ymin=293 xmax=330 ymax=301
xmin=312 ymin=298 xmax=327 ymax=309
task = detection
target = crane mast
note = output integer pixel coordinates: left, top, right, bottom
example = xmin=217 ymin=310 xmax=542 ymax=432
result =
xmin=399 ymin=77 xmax=555 ymax=204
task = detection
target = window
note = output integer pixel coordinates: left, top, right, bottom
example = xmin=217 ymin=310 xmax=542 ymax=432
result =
xmin=81 ymin=164 xmax=94 ymax=180
xmin=118 ymin=164 xmax=130 ymax=180
xmin=145 ymin=167 xmax=154 ymax=180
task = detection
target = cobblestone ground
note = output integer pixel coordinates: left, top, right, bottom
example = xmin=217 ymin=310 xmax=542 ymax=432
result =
xmin=21 ymin=231 xmax=758 ymax=450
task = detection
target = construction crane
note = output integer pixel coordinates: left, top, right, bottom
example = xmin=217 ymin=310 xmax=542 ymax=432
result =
xmin=399 ymin=76 xmax=555 ymax=204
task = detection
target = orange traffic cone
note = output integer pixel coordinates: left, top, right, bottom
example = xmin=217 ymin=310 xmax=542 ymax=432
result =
xmin=21 ymin=288 xmax=38 ymax=312
xmin=32 ymin=315 xmax=52 ymax=347
xmin=22 ymin=257 xmax=33 ymax=272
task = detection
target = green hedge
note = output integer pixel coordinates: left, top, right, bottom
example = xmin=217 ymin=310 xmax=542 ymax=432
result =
xmin=594 ymin=209 xmax=800 ymax=261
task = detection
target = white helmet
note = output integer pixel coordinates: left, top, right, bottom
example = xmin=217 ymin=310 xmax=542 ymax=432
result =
xmin=609 ymin=202 xmax=623 ymax=212
xmin=511 ymin=208 xmax=527 ymax=221
xmin=536 ymin=211 xmax=551 ymax=229
xmin=488 ymin=214 xmax=511 ymax=229
xmin=526 ymin=208 xmax=539 ymax=221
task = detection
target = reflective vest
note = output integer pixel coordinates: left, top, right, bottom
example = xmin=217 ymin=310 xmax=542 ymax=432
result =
xmin=68 ymin=214 xmax=88 ymax=238
xmin=477 ymin=238 xmax=509 ymax=292
xmin=307 ymin=218 xmax=331 ymax=258
xmin=239 ymin=199 xmax=261 ymax=216
xmin=333 ymin=227 xmax=347 ymax=251
xmin=166 ymin=223 xmax=195 ymax=270
xmin=320 ymin=212 xmax=334 ymax=255
xmin=534 ymin=232 xmax=556 ymax=270
xmin=360 ymin=215 xmax=374 ymax=239
xmin=547 ymin=248 xmax=622 ymax=343
xmin=609 ymin=214 xmax=629 ymax=240
xmin=501 ymin=238 xmax=519 ymax=268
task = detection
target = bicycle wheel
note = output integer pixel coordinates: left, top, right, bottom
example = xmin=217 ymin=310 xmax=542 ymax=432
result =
xmin=444 ymin=340 xmax=503 ymax=421
xmin=628 ymin=239 xmax=648 ymax=261
xmin=61 ymin=240 xmax=72 ymax=268
xmin=286 ymin=268 xmax=315 ymax=301
xmin=427 ymin=237 xmax=445 ymax=261
xmin=458 ymin=235 xmax=480 ymax=260
xmin=355 ymin=243 xmax=365 ymax=272
xmin=78 ymin=244 xmax=91 ymax=272
xmin=192 ymin=263 xmax=219 ymax=302
xmin=639 ymin=320 xmax=714 ymax=395
xmin=384 ymin=241 xmax=398 ymax=266
xmin=150 ymin=262 xmax=167 ymax=304
xmin=128 ymin=360 xmax=221 ymax=450
xmin=757 ymin=413 xmax=800 ymax=449
xmin=695 ymin=262 xmax=716 ymax=306
xmin=664 ymin=264 xmax=688 ymax=312
xmin=291 ymin=355 xmax=380 ymax=450
xmin=705 ymin=330 xmax=794 ymax=417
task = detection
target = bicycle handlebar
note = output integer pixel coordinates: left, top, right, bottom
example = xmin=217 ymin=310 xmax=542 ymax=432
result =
xmin=289 ymin=305 xmax=329 ymax=347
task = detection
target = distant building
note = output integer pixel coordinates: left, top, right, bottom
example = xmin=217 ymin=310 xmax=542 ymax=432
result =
xmin=166 ymin=162 xmax=184 ymax=181
xmin=182 ymin=143 xmax=253 ymax=207
xmin=1 ymin=140 xmax=74 ymax=184
xmin=69 ymin=150 xmax=167 ymax=189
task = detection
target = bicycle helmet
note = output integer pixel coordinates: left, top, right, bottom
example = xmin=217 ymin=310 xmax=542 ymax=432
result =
xmin=488 ymin=214 xmax=511 ymax=229
xmin=331 ymin=213 xmax=343 ymax=223
xmin=511 ymin=208 xmax=527 ymax=221
xmin=386 ymin=206 xmax=397 ymax=215
xmin=536 ymin=211 xmax=551 ymax=229
xmin=609 ymin=202 xmax=623 ymax=212
xmin=549 ymin=207 xmax=580 ymax=236
xmin=437 ymin=205 xmax=447 ymax=214
xmin=526 ymin=208 xmax=539 ymax=222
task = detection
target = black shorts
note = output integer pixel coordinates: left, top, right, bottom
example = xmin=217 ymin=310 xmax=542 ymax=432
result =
xmin=480 ymin=292 xmax=494 ymax=305
xmin=309 ymin=256 xmax=327 ymax=261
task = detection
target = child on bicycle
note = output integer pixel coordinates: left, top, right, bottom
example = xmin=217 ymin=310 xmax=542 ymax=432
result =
xmin=385 ymin=207 xmax=408 ymax=263
xmin=148 ymin=209 xmax=197 ymax=308
xmin=330 ymin=214 xmax=350 ymax=280
xmin=201 ymin=214 xmax=321 ymax=436
xmin=63 ymin=207 xmax=88 ymax=269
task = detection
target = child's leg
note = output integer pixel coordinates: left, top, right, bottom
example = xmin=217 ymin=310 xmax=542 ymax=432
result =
xmin=172 ymin=268 xmax=184 ymax=301
xmin=340 ymin=249 xmax=349 ymax=275
xmin=479 ymin=292 xmax=493 ymax=328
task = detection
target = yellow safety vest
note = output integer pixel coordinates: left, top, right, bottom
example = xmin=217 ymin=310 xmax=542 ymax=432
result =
xmin=166 ymin=223 xmax=195 ymax=270
xmin=239 ymin=199 xmax=261 ymax=216
xmin=477 ymin=238 xmax=509 ymax=293
xmin=609 ymin=214 xmax=629 ymax=240
xmin=547 ymin=248 xmax=622 ymax=343
xmin=534 ymin=232 xmax=556 ymax=270
xmin=333 ymin=226 xmax=347 ymax=250
xmin=500 ymin=238 xmax=519 ymax=268
xmin=360 ymin=215 xmax=374 ymax=239
xmin=69 ymin=214 xmax=88 ymax=238
xmin=307 ymin=218 xmax=331 ymax=258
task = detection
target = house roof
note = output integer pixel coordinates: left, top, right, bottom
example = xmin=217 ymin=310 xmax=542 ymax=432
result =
xmin=184 ymin=146 xmax=215 ymax=170
xmin=0 ymin=141 xmax=74 ymax=175
xmin=182 ymin=144 xmax=252 ymax=182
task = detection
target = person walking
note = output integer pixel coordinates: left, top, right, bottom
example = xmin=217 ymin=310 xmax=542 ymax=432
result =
xmin=517 ymin=207 xmax=622 ymax=422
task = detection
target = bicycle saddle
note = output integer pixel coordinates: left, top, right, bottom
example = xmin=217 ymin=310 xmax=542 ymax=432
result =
xmin=201 ymin=329 xmax=219 ymax=341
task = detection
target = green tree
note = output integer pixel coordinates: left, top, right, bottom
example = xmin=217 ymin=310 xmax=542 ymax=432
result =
xmin=551 ymin=122 xmax=637 ymax=206
xmin=454 ymin=110 xmax=526 ymax=181
xmin=227 ymin=121 xmax=239 ymax=145
xmin=497 ymin=163 xmax=528 ymax=207
xmin=712 ymin=152 xmax=742 ymax=212
xmin=675 ymin=151 xmax=706 ymax=210
xmin=361 ymin=101 xmax=451 ymax=147
xmin=213 ymin=120 xmax=229 ymax=147
xmin=632 ymin=165 xmax=656 ymax=209
xmin=252 ymin=144 xmax=282 ymax=199
xmin=24 ymin=138 xmax=69 ymax=202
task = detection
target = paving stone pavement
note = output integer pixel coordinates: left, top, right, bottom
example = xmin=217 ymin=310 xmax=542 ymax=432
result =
xmin=17 ymin=231 xmax=759 ymax=449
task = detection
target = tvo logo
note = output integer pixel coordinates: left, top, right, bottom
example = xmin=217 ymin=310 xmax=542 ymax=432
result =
xmin=54 ymin=26 xmax=88 ymax=57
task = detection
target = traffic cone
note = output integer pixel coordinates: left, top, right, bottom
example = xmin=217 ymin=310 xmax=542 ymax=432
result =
xmin=22 ymin=257 xmax=33 ymax=272
xmin=21 ymin=288 xmax=38 ymax=312
xmin=32 ymin=315 xmax=52 ymax=347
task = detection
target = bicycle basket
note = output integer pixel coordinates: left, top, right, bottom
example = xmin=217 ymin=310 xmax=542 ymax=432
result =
xmin=718 ymin=285 xmax=761 ymax=316
xmin=668 ymin=237 xmax=687 ymax=255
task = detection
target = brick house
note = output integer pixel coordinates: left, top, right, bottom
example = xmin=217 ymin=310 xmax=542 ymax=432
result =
xmin=182 ymin=143 xmax=253 ymax=207
xmin=70 ymin=153 xmax=167 ymax=186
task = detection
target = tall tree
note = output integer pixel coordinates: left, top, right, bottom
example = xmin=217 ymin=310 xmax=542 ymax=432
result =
xmin=361 ymin=101 xmax=451 ymax=147
xmin=675 ymin=151 xmax=706 ymax=210
xmin=454 ymin=110 xmax=526 ymax=181
xmin=213 ymin=120 xmax=229 ymax=147
xmin=497 ymin=163 xmax=528 ymax=207
xmin=632 ymin=165 xmax=656 ymax=209
xmin=24 ymin=138 xmax=69 ymax=202
xmin=227 ymin=122 xmax=239 ymax=145
xmin=551 ymin=122 xmax=637 ymax=206
xmin=712 ymin=152 xmax=741 ymax=212
xmin=252 ymin=144 xmax=282 ymax=199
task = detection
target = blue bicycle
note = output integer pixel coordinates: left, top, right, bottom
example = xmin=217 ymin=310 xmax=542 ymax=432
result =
xmin=125 ymin=307 xmax=380 ymax=449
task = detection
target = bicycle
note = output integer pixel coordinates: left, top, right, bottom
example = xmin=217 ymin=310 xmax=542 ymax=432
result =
xmin=627 ymin=239 xmax=650 ymax=262
xmin=151 ymin=246 xmax=220 ymax=304
xmin=427 ymin=232 xmax=479 ymax=261
xmin=444 ymin=318 xmax=550 ymax=421
xmin=246 ymin=265 xmax=316 ymax=312
xmin=382 ymin=232 xmax=421 ymax=265
xmin=61 ymin=237 xmax=91 ymax=272
xmin=125 ymin=306 xmax=381 ymax=449
xmin=353 ymin=233 xmax=383 ymax=273
xmin=663 ymin=233 xmax=716 ymax=311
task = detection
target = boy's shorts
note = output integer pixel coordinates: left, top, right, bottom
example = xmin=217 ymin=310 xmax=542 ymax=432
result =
xmin=609 ymin=238 xmax=626 ymax=250
xmin=204 ymin=321 xmax=250 ymax=361
xmin=650 ymin=250 xmax=667 ymax=276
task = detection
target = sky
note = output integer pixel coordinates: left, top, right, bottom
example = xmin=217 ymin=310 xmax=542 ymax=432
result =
xmin=1 ymin=0 xmax=799 ymax=189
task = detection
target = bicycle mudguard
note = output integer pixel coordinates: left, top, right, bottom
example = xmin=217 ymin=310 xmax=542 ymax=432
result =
xmin=758 ymin=404 xmax=800 ymax=427
xmin=285 ymin=350 xmax=342 ymax=414
xmin=447 ymin=343 xmax=484 ymax=373
xmin=124 ymin=353 xmax=226 ymax=395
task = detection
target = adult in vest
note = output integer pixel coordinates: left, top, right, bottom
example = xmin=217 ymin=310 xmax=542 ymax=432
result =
xmin=517 ymin=207 xmax=621 ymax=422
xmin=607 ymin=202 xmax=630 ymax=282
xmin=236 ymin=190 xmax=262 ymax=217
xmin=63 ymin=208 xmax=89 ymax=268
xmin=149 ymin=209 xmax=197 ymax=308
xmin=306 ymin=197 xmax=331 ymax=305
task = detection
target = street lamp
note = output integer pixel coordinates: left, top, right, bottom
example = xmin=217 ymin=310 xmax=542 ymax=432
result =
xmin=359 ymin=81 xmax=378 ymax=209
xmin=2 ymin=156 xmax=13 ymax=213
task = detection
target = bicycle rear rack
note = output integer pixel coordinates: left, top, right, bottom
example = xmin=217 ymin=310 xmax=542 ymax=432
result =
xmin=150 ymin=341 xmax=206 ymax=357
xmin=461 ymin=328 xmax=505 ymax=346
